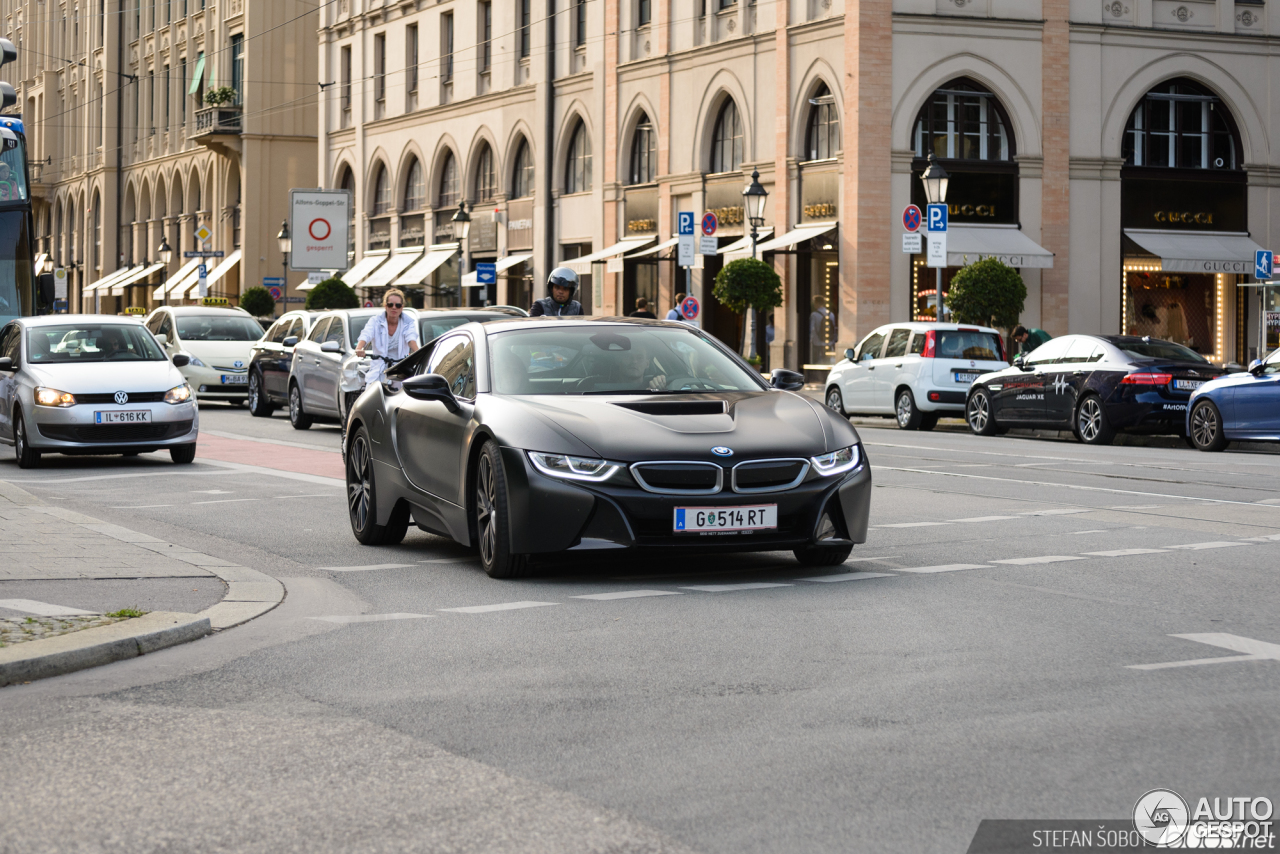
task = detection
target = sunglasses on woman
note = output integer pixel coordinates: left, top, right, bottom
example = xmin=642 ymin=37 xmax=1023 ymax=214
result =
xmin=386 ymin=302 xmax=403 ymax=308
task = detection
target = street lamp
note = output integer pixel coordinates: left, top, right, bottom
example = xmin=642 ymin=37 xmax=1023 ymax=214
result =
xmin=742 ymin=169 xmax=769 ymax=362
xmin=451 ymin=202 xmax=471 ymax=307
xmin=277 ymin=219 xmax=291 ymax=318
xmin=157 ymin=235 xmax=173 ymax=307
xmin=919 ymin=154 xmax=950 ymax=321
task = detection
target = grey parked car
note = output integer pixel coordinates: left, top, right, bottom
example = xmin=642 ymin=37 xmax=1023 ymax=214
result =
xmin=0 ymin=315 xmax=198 ymax=468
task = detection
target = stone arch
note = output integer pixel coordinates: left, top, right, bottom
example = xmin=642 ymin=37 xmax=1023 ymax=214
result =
xmin=553 ymin=102 xmax=594 ymax=193
xmin=365 ymin=148 xmax=393 ymax=213
xmin=465 ymin=126 xmax=501 ymax=202
xmin=792 ymin=59 xmax=843 ymax=161
xmin=503 ymin=122 xmax=536 ymax=197
xmin=690 ymin=71 xmax=753 ymax=172
xmin=138 ymin=177 xmax=152 ymax=222
xmin=394 ymin=140 xmax=427 ymax=210
xmin=619 ymin=92 xmax=660 ymax=182
xmin=429 ymin=136 xmax=462 ymax=208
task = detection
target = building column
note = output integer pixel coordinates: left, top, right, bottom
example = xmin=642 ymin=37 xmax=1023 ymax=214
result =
xmin=773 ymin=0 xmax=791 ymax=369
xmin=602 ymin=0 xmax=620 ymax=315
xmin=1041 ymin=0 xmax=1071 ymax=335
xmin=656 ymin=0 xmax=672 ymax=315
xmin=840 ymin=0 xmax=893 ymax=348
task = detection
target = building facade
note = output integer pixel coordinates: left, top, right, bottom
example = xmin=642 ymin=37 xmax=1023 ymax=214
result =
xmin=336 ymin=2 xmax=1273 ymax=368
xmin=6 ymin=0 xmax=317 ymax=314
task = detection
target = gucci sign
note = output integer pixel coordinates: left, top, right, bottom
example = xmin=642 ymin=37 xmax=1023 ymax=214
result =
xmin=1155 ymin=211 xmax=1214 ymax=225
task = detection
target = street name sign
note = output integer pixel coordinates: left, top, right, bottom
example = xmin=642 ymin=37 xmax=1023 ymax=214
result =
xmin=183 ymin=250 xmax=225 ymax=258
xmin=475 ymin=262 xmax=497 ymax=285
xmin=291 ymin=188 xmax=352 ymax=272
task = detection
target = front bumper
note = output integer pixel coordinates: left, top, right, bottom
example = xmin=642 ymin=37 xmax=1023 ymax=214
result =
xmin=500 ymin=447 xmax=872 ymax=555
xmin=29 ymin=401 xmax=199 ymax=453
xmin=181 ymin=365 xmax=248 ymax=398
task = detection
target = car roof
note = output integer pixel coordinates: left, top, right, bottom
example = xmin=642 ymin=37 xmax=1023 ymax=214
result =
xmin=15 ymin=314 xmax=146 ymax=327
xmin=477 ymin=316 xmax=701 ymax=334
xmin=419 ymin=307 xmax=529 ymax=318
xmin=872 ymin=321 xmax=1002 ymax=334
xmin=160 ymin=306 xmax=252 ymax=316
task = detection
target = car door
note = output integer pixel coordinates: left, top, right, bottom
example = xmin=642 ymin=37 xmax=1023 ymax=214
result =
xmin=0 ymin=324 xmax=19 ymax=440
xmin=313 ymin=315 xmax=347 ymax=415
xmin=394 ymin=333 xmax=476 ymax=504
xmin=295 ymin=316 xmax=330 ymax=408
xmin=254 ymin=318 xmax=285 ymax=392
xmin=873 ymin=327 xmax=913 ymax=412
xmin=1232 ymin=353 xmax=1280 ymax=436
xmin=992 ymin=337 xmax=1068 ymax=422
xmin=841 ymin=329 xmax=887 ymax=412
xmin=1040 ymin=336 xmax=1098 ymax=425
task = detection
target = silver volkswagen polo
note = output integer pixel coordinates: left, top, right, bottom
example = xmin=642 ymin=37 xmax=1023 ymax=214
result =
xmin=0 ymin=315 xmax=199 ymax=468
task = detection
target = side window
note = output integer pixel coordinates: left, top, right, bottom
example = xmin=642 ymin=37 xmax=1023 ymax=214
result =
xmin=1025 ymin=337 xmax=1072 ymax=367
xmin=426 ymin=335 xmax=476 ymax=399
xmin=856 ymin=331 xmax=886 ymax=362
xmin=145 ymin=314 xmax=163 ymax=334
xmin=1061 ymin=337 xmax=1099 ymax=364
xmin=289 ymin=318 xmax=305 ymax=340
xmin=324 ymin=318 xmax=346 ymax=346
xmin=157 ymin=314 xmax=174 ymax=340
xmin=308 ymin=318 xmax=331 ymax=343
xmin=908 ymin=332 xmax=927 ymax=356
xmin=266 ymin=320 xmax=286 ymax=344
xmin=0 ymin=325 xmax=18 ymax=363
xmin=883 ymin=328 xmax=911 ymax=359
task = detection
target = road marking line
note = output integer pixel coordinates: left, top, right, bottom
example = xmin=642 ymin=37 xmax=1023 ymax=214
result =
xmin=0 ymin=599 xmax=95 ymax=617
xmin=873 ymin=521 xmax=952 ymax=528
xmin=200 ymin=428 xmax=342 ymax=454
xmin=1127 ymin=633 xmax=1280 ymax=670
xmin=1166 ymin=541 xmax=1251 ymax=551
xmin=1070 ymin=529 xmax=1109 ymax=534
xmin=272 ymin=493 xmax=342 ymax=499
xmin=316 ymin=564 xmax=415 ymax=572
xmin=311 ymin=613 xmax=433 ymax=624
xmin=947 ymin=515 xmax=1019 ymax=523
xmin=440 ymin=601 xmax=559 ymax=613
xmin=416 ymin=557 xmax=480 ymax=564
xmin=891 ymin=564 xmax=990 ymax=574
xmin=991 ymin=555 xmax=1088 ymax=565
xmin=571 ymin=590 xmax=683 ymax=600
xmin=678 ymin=583 xmax=793 ymax=592
xmin=191 ymin=498 xmax=260 ymax=505
xmin=191 ymin=489 xmax=235 ymax=494
xmin=1019 ymin=508 xmax=1094 ymax=516
xmin=110 ymin=504 xmax=174 ymax=509
xmin=1 ymin=470 xmax=237 ymax=484
xmin=1241 ymin=533 xmax=1280 ymax=542
xmin=1082 ymin=548 xmax=1167 ymax=557
xmin=1112 ymin=504 xmax=1164 ymax=510
xmin=797 ymin=572 xmax=896 ymax=583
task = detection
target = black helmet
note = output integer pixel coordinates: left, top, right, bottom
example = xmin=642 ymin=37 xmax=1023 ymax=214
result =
xmin=547 ymin=266 xmax=579 ymax=297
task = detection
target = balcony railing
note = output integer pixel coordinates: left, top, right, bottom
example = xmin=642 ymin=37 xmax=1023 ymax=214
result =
xmin=192 ymin=106 xmax=242 ymax=137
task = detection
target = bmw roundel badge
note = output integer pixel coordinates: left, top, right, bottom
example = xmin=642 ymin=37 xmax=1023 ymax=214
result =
xmin=711 ymin=447 xmax=733 ymax=457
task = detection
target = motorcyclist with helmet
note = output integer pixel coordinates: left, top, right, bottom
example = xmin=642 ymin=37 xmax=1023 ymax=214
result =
xmin=529 ymin=267 xmax=584 ymax=317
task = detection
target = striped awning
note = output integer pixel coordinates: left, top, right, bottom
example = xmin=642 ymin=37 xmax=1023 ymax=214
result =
xmin=151 ymin=258 xmax=203 ymax=299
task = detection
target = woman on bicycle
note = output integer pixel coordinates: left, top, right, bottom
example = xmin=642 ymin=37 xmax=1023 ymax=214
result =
xmin=355 ymin=288 xmax=420 ymax=382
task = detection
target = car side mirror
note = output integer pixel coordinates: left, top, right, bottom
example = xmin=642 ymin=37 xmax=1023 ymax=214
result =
xmin=0 ymin=356 xmax=12 ymax=372
xmin=282 ymin=336 xmax=298 ymax=348
xmin=321 ymin=340 xmax=342 ymax=353
xmin=1248 ymin=359 xmax=1265 ymax=375
xmin=154 ymin=333 xmax=167 ymax=346
xmin=172 ymin=354 xmax=190 ymax=367
xmin=844 ymin=348 xmax=855 ymax=362
xmin=402 ymin=373 xmax=461 ymax=413
xmin=1013 ymin=354 xmax=1029 ymax=371
xmin=770 ymin=368 xmax=806 ymax=391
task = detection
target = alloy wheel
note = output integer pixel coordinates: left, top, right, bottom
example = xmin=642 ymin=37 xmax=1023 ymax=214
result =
xmin=16 ymin=418 xmax=25 ymax=457
xmin=249 ymin=374 xmax=260 ymax=409
xmin=825 ymin=388 xmax=842 ymax=413
xmin=967 ymin=392 xmax=989 ymax=432
xmin=476 ymin=454 xmax=497 ymax=567
xmin=896 ymin=392 xmax=914 ymax=428
xmin=1191 ymin=403 xmax=1218 ymax=447
xmin=1077 ymin=398 xmax=1103 ymax=442
xmin=347 ymin=435 xmax=372 ymax=533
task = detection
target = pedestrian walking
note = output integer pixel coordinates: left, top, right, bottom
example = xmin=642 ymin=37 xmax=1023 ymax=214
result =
xmin=667 ymin=293 xmax=687 ymax=322
xmin=629 ymin=298 xmax=657 ymax=319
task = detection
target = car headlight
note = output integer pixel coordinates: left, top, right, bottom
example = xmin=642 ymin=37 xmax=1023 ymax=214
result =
xmin=527 ymin=451 xmax=621 ymax=482
xmin=164 ymin=384 xmax=193 ymax=404
xmin=811 ymin=445 xmax=861 ymax=476
xmin=183 ymin=354 xmax=207 ymax=368
xmin=34 ymin=387 xmax=76 ymax=407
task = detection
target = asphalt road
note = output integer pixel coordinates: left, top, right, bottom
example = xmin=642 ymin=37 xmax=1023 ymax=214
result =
xmin=1 ymin=401 xmax=1278 ymax=853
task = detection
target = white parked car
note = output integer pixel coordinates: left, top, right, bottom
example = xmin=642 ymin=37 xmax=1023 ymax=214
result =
xmin=145 ymin=306 xmax=263 ymax=404
xmin=824 ymin=322 xmax=1009 ymax=430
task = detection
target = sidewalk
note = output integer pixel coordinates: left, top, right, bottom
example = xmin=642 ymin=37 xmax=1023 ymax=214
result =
xmin=0 ymin=480 xmax=285 ymax=686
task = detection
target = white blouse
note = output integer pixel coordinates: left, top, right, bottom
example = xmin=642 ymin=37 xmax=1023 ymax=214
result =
xmin=360 ymin=312 xmax=420 ymax=361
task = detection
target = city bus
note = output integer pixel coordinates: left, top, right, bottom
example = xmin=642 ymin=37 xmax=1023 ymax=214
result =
xmin=0 ymin=115 xmax=41 ymax=323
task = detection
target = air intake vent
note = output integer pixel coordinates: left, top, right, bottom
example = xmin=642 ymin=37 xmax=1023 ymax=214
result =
xmin=613 ymin=400 xmax=727 ymax=416
xmin=732 ymin=459 xmax=809 ymax=493
xmin=630 ymin=462 xmax=723 ymax=495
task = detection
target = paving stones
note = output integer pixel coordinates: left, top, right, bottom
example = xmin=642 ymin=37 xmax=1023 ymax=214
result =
xmin=0 ymin=614 xmax=135 ymax=648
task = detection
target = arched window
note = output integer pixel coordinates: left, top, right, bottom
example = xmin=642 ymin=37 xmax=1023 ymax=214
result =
xmin=710 ymin=99 xmax=742 ymax=174
xmin=403 ymin=158 xmax=425 ymax=211
xmin=512 ymin=137 xmax=534 ymax=198
xmin=629 ymin=112 xmax=656 ymax=184
xmin=913 ymin=78 xmax=1012 ymax=161
xmin=565 ymin=120 xmax=592 ymax=194
xmin=1122 ymin=79 xmax=1240 ymax=171
xmin=475 ymin=143 xmax=497 ymax=202
xmin=438 ymin=152 xmax=460 ymax=209
xmin=371 ymin=164 xmax=391 ymax=215
xmin=340 ymin=167 xmax=355 ymax=255
xmin=805 ymin=83 xmax=839 ymax=162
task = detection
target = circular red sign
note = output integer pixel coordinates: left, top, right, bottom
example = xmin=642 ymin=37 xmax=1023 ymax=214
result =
xmin=309 ymin=218 xmax=332 ymax=241
xmin=902 ymin=205 xmax=922 ymax=233
xmin=701 ymin=212 xmax=718 ymax=236
xmin=680 ymin=296 xmax=701 ymax=320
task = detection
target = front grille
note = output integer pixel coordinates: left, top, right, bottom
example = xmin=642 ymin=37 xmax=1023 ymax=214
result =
xmin=212 ymin=366 xmax=247 ymax=373
xmin=38 ymin=420 xmax=194 ymax=444
xmin=732 ymin=459 xmax=808 ymax=493
xmin=76 ymin=392 xmax=168 ymax=404
xmin=630 ymin=462 xmax=723 ymax=495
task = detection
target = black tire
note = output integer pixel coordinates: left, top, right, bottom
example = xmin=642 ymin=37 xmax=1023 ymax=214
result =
xmin=966 ymin=388 xmax=998 ymax=436
xmin=895 ymin=388 xmax=923 ymax=430
xmin=170 ymin=443 xmax=197 ymax=464
xmin=1182 ymin=434 xmax=1196 ymax=449
xmin=793 ymin=543 xmax=854 ymax=567
xmin=1075 ymin=395 xmax=1116 ymax=446
xmin=474 ymin=440 xmax=528 ymax=579
xmin=346 ymin=427 xmax=409 ymax=545
xmin=1189 ymin=400 xmax=1229 ymax=452
xmin=13 ymin=410 xmax=40 ymax=469
xmin=919 ymin=413 xmax=939 ymax=432
xmin=825 ymin=386 xmax=845 ymax=416
xmin=248 ymin=371 xmax=275 ymax=417
xmin=288 ymin=382 xmax=313 ymax=430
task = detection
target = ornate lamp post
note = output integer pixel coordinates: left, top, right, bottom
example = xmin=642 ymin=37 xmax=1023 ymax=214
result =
xmin=742 ymin=169 xmax=769 ymax=361
xmin=451 ymin=201 xmax=471 ymax=307
xmin=277 ymin=219 xmax=291 ymax=317
xmin=157 ymin=235 xmax=173 ymax=307
xmin=919 ymin=154 xmax=950 ymax=321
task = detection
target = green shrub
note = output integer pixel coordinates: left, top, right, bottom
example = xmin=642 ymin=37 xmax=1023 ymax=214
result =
xmin=945 ymin=257 xmax=1027 ymax=329
xmin=204 ymin=86 xmax=237 ymax=107
xmin=239 ymin=286 xmax=276 ymax=318
xmin=712 ymin=258 xmax=784 ymax=315
xmin=305 ymin=277 xmax=360 ymax=311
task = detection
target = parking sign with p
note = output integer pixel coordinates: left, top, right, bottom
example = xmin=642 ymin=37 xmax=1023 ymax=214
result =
xmin=926 ymin=203 xmax=948 ymax=233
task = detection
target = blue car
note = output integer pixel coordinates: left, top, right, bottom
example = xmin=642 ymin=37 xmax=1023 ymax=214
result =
xmin=1187 ymin=349 xmax=1280 ymax=451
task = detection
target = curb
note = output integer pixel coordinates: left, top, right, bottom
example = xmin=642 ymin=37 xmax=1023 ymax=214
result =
xmin=0 ymin=480 xmax=286 ymax=687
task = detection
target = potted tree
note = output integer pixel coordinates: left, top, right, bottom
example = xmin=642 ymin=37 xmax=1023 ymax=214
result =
xmin=944 ymin=256 xmax=1027 ymax=349
xmin=712 ymin=258 xmax=784 ymax=369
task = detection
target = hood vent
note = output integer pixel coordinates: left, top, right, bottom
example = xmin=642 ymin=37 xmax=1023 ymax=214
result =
xmin=613 ymin=400 xmax=727 ymax=416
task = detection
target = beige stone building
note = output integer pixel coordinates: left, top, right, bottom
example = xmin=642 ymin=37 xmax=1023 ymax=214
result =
xmin=7 ymin=0 xmax=317 ymax=314
xmin=325 ymin=0 xmax=1280 ymax=371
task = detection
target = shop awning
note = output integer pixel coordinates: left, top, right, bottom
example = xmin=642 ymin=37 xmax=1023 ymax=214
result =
xmin=340 ymin=251 xmax=390 ymax=287
xmin=151 ymin=259 xmax=203 ymax=299
xmin=566 ymin=236 xmax=655 ymax=274
xmin=395 ymin=243 xmax=459 ymax=286
xmin=946 ymin=224 xmax=1055 ymax=269
xmin=752 ymin=223 xmax=837 ymax=254
xmin=1123 ymin=229 xmax=1267 ymax=274
xmin=165 ymin=261 xmax=206 ymax=298
xmin=178 ymin=250 xmax=241 ymax=298
xmin=720 ymin=230 xmax=775 ymax=260
xmin=461 ymin=253 xmax=534 ymax=288
xmin=624 ymin=237 xmax=678 ymax=259
xmin=110 ymin=262 xmax=166 ymax=295
xmin=361 ymin=248 xmax=424 ymax=291
xmin=84 ymin=266 xmax=137 ymax=293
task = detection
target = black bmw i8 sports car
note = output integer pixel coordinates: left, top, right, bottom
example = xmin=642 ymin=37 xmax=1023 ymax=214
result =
xmin=343 ymin=317 xmax=871 ymax=577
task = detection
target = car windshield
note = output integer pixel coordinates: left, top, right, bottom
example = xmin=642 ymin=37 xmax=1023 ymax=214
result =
xmin=175 ymin=314 xmax=264 ymax=341
xmin=28 ymin=324 xmax=166 ymax=363
xmin=937 ymin=330 xmax=1003 ymax=361
xmin=1118 ymin=339 xmax=1209 ymax=363
xmin=490 ymin=326 xmax=765 ymax=395
xmin=420 ymin=315 xmax=504 ymax=342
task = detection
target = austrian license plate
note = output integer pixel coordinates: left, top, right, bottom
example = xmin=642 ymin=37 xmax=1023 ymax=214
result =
xmin=674 ymin=505 xmax=777 ymax=533
xmin=953 ymin=371 xmax=981 ymax=384
xmin=94 ymin=410 xmax=152 ymax=424
xmin=1174 ymin=379 xmax=1204 ymax=391
xmin=221 ymin=374 xmax=248 ymax=385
